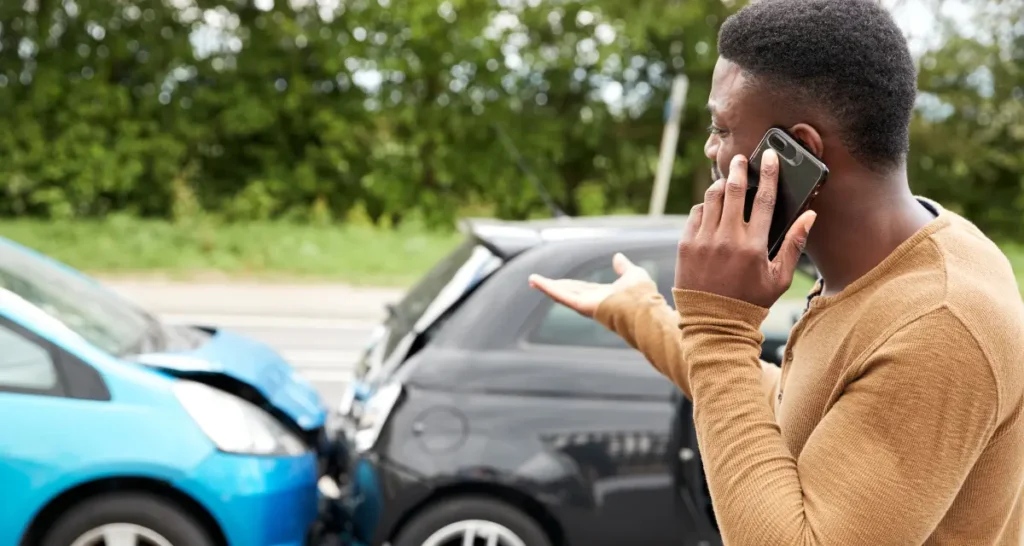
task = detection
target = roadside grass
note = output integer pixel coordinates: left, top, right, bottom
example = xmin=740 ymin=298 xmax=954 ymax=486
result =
xmin=0 ymin=217 xmax=1022 ymax=297
xmin=0 ymin=217 xmax=463 ymax=287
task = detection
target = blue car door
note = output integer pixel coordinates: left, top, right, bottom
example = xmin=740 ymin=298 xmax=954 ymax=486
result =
xmin=0 ymin=315 xmax=113 ymax=546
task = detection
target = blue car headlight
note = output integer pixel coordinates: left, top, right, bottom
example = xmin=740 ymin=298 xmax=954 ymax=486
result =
xmin=173 ymin=380 xmax=308 ymax=457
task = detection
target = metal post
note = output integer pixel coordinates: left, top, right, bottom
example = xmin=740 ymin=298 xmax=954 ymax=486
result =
xmin=649 ymin=75 xmax=689 ymax=217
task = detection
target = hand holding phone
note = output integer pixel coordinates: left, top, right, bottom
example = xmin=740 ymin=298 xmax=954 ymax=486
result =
xmin=674 ymin=128 xmax=824 ymax=309
xmin=743 ymin=127 xmax=829 ymax=260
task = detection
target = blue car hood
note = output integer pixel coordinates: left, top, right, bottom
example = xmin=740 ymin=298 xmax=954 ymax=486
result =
xmin=132 ymin=329 xmax=327 ymax=431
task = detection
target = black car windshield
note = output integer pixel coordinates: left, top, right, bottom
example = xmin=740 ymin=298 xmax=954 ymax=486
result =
xmin=0 ymin=241 xmax=151 ymax=356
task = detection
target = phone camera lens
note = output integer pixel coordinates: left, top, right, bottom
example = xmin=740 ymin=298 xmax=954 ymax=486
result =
xmin=767 ymin=134 xmax=788 ymax=153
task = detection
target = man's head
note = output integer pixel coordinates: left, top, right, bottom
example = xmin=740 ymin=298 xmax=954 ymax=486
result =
xmin=705 ymin=0 xmax=918 ymax=183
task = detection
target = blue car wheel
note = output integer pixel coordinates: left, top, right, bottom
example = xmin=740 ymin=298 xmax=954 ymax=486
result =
xmin=40 ymin=493 xmax=215 ymax=546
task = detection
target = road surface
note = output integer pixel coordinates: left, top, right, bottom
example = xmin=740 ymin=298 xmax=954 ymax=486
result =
xmin=105 ymin=280 xmax=404 ymax=407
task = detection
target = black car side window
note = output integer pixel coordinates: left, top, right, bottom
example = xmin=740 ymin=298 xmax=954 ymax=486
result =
xmin=0 ymin=321 xmax=60 ymax=393
xmin=530 ymin=257 xmax=665 ymax=349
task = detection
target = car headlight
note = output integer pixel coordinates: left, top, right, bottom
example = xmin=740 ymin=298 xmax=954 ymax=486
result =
xmin=173 ymin=380 xmax=307 ymax=457
xmin=353 ymin=382 xmax=403 ymax=453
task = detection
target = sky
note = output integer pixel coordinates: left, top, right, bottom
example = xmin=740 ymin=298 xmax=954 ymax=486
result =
xmin=887 ymin=0 xmax=980 ymax=55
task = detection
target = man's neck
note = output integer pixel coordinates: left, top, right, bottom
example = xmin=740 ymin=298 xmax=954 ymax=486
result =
xmin=805 ymin=181 xmax=935 ymax=297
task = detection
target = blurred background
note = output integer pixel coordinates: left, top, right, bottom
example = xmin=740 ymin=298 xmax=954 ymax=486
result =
xmin=0 ymin=0 xmax=1020 ymax=285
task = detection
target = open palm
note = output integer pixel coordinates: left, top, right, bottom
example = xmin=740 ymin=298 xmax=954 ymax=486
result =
xmin=528 ymin=253 xmax=657 ymax=318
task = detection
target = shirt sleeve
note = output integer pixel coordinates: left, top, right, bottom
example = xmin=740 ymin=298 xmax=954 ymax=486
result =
xmin=673 ymin=288 xmax=999 ymax=546
xmin=594 ymin=283 xmax=780 ymax=405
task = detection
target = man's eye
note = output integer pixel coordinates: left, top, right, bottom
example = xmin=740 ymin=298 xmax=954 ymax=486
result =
xmin=707 ymin=124 xmax=727 ymax=135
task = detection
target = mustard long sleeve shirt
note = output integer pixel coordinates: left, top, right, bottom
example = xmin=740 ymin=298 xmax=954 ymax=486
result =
xmin=595 ymin=201 xmax=1024 ymax=545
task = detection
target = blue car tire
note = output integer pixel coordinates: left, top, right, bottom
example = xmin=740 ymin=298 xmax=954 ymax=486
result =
xmin=40 ymin=493 xmax=215 ymax=546
xmin=391 ymin=496 xmax=552 ymax=546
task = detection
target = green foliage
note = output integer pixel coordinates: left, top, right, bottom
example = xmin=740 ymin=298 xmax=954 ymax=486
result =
xmin=0 ymin=0 xmax=1020 ymax=237
xmin=908 ymin=4 xmax=1024 ymax=237
xmin=0 ymin=217 xmax=463 ymax=285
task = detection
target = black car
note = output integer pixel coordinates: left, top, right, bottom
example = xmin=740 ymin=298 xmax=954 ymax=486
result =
xmin=332 ymin=215 xmax=812 ymax=546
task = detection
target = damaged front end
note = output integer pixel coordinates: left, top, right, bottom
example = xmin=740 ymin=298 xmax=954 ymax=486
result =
xmin=129 ymin=330 xmax=356 ymax=543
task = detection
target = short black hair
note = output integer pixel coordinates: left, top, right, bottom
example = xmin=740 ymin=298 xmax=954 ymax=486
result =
xmin=718 ymin=0 xmax=918 ymax=169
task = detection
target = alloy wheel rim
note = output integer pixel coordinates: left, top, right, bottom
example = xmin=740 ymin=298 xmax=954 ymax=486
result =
xmin=69 ymin=523 xmax=174 ymax=546
xmin=421 ymin=519 xmax=528 ymax=546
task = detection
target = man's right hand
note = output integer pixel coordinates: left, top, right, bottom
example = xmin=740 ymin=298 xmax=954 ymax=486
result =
xmin=527 ymin=253 xmax=657 ymax=318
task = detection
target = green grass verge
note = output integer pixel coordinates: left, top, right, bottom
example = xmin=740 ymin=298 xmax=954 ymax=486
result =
xmin=0 ymin=218 xmax=1021 ymax=297
xmin=0 ymin=218 xmax=464 ymax=287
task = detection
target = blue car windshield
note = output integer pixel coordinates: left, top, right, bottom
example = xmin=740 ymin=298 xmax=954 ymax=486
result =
xmin=0 ymin=242 xmax=151 ymax=356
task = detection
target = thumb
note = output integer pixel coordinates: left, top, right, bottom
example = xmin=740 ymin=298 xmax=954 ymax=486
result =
xmin=772 ymin=210 xmax=817 ymax=283
xmin=612 ymin=252 xmax=635 ymax=276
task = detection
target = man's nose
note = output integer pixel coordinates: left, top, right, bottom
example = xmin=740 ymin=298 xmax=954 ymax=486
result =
xmin=704 ymin=134 xmax=718 ymax=161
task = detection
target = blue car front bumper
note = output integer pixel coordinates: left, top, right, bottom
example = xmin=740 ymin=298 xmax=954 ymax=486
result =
xmin=177 ymin=450 xmax=320 ymax=546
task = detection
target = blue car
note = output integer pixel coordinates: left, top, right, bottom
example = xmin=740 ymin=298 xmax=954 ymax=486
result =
xmin=0 ymin=237 xmax=338 ymax=546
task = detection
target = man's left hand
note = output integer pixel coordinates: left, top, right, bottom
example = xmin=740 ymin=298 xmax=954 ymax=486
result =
xmin=674 ymin=149 xmax=817 ymax=309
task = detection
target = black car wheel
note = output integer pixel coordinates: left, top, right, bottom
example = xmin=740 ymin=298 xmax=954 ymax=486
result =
xmin=40 ymin=493 xmax=215 ymax=546
xmin=393 ymin=496 xmax=552 ymax=546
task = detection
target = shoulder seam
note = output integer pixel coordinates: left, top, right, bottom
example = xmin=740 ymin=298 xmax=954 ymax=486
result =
xmin=945 ymin=305 xmax=1003 ymax=438
xmin=927 ymin=229 xmax=1004 ymax=435
xmin=848 ymin=305 xmax=941 ymax=379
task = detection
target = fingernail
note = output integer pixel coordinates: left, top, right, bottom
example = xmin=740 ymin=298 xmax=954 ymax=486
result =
xmin=763 ymin=149 xmax=778 ymax=165
xmin=807 ymin=211 xmax=818 ymax=230
xmin=734 ymin=154 xmax=747 ymax=167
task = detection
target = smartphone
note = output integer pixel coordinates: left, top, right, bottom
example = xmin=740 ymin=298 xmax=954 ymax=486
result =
xmin=743 ymin=127 xmax=829 ymax=260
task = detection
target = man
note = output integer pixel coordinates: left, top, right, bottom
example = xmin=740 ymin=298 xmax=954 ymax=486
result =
xmin=529 ymin=1 xmax=1024 ymax=544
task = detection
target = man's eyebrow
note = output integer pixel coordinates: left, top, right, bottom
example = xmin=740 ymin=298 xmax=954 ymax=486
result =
xmin=705 ymin=103 xmax=716 ymax=115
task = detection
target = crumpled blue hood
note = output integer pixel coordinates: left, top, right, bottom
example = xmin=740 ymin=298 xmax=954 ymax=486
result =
xmin=132 ymin=328 xmax=327 ymax=431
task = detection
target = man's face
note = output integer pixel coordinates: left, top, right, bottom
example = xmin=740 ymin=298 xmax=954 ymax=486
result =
xmin=703 ymin=58 xmax=775 ymax=183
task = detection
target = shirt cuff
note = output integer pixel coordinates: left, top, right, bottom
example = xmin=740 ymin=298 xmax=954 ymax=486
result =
xmin=671 ymin=288 xmax=770 ymax=331
xmin=594 ymin=282 xmax=665 ymax=331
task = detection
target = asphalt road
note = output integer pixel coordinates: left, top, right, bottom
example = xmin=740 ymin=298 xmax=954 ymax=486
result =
xmin=106 ymin=280 xmax=404 ymax=408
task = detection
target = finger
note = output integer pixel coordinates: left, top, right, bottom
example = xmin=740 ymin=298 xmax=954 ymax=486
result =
xmin=612 ymin=252 xmax=635 ymax=276
xmin=750 ymin=149 xmax=780 ymax=240
xmin=681 ymin=204 xmax=704 ymax=243
xmin=771 ymin=210 xmax=817 ymax=286
xmin=528 ymin=275 xmax=585 ymax=309
xmin=699 ymin=178 xmax=726 ymax=235
xmin=721 ymin=154 xmax=749 ymax=229
xmin=530 ymin=276 xmax=603 ymax=305
xmin=530 ymin=275 xmax=588 ymax=293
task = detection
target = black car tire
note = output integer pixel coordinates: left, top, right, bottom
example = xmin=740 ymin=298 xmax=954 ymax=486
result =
xmin=393 ymin=496 xmax=552 ymax=546
xmin=40 ymin=493 xmax=215 ymax=546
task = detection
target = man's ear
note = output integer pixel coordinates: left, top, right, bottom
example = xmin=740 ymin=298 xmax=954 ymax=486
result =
xmin=788 ymin=123 xmax=824 ymax=159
